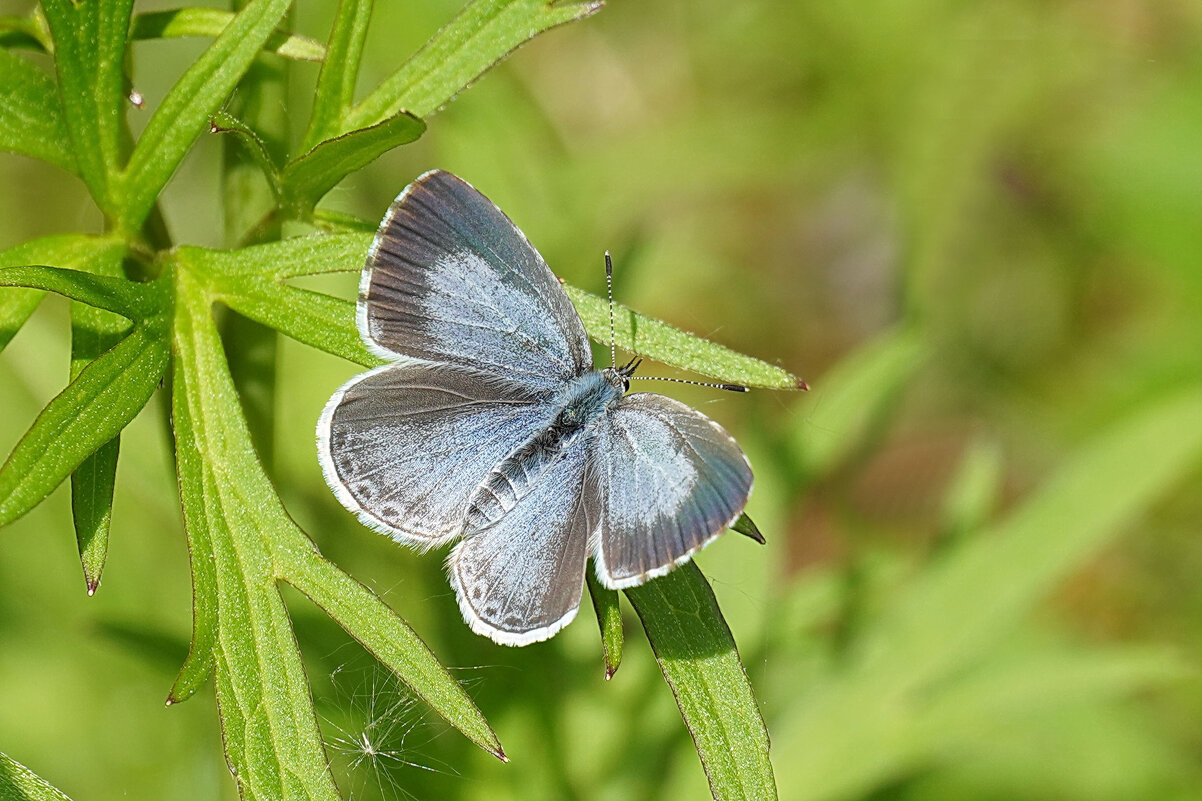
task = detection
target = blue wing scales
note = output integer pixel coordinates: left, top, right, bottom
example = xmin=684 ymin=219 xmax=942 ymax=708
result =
xmin=317 ymin=362 xmax=556 ymax=548
xmin=359 ymin=170 xmax=592 ymax=390
xmin=586 ymin=393 xmax=753 ymax=589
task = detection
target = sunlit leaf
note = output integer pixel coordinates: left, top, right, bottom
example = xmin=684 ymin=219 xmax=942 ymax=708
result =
xmin=120 ymin=0 xmax=291 ymax=229
xmin=0 ymin=236 xmax=126 ymax=353
xmin=0 ymin=751 xmax=73 ymax=801
xmin=301 ymin=0 xmax=373 ymax=150
xmin=586 ymin=570 xmax=624 ymax=679
xmin=281 ymin=112 xmax=425 ymax=215
xmin=345 ymin=0 xmax=602 ymax=128
xmin=129 ymin=7 xmax=325 ymax=61
xmin=0 ymin=48 xmax=77 ymax=173
xmin=0 ymin=318 xmax=169 ymax=528
xmin=39 ymin=0 xmax=134 ymax=211
xmin=626 ymin=563 xmax=777 ymax=801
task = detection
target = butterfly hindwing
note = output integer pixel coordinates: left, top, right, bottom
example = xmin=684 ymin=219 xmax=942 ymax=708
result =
xmin=448 ymin=441 xmax=592 ymax=646
xmin=317 ymin=361 xmax=556 ymax=548
xmin=360 ymin=170 xmax=592 ymax=390
xmin=586 ymin=393 xmax=753 ymax=589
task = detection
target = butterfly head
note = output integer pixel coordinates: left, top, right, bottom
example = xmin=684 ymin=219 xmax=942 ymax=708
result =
xmin=601 ymin=357 xmax=642 ymax=394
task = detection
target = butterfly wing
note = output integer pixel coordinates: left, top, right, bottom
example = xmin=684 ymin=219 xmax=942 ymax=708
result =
xmin=587 ymin=393 xmax=753 ymax=589
xmin=360 ymin=170 xmax=592 ymax=390
xmin=317 ymin=362 xmax=556 ymax=549
xmin=448 ymin=442 xmax=593 ymax=646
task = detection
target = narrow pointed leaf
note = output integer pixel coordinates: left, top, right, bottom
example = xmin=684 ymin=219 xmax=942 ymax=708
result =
xmin=565 ymin=285 xmax=801 ymax=389
xmin=731 ymin=512 xmax=766 ymax=544
xmin=0 ymin=751 xmax=74 ymax=801
xmin=40 ymin=0 xmax=134 ymax=210
xmin=121 ymin=0 xmax=291 ymax=229
xmin=345 ymin=0 xmax=602 ymax=128
xmin=301 ymin=0 xmax=373 ymax=150
xmin=172 ymin=272 xmax=342 ymax=799
xmin=209 ymin=111 xmax=282 ymax=199
xmin=0 ymin=48 xmax=77 ymax=172
xmin=0 ymin=266 xmax=154 ymax=320
xmin=129 ymin=8 xmax=325 ymax=61
xmin=279 ymin=545 xmax=506 ymax=759
xmin=0 ymin=320 xmax=168 ymax=528
xmin=586 ymin=570 xmax=624 ymax=679
xmin=626 ymin=562 xmax=777 ymax=801
xmin=0 ymin=235 xmax=126 ymax=352
xmin=281 ymin=111 xmax=425 ymax=215
xmin=68 ymin=244 xmax=129 ymax=595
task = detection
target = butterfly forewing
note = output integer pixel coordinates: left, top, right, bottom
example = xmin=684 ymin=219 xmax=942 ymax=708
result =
xmin=318 ymin=362 xmax=556 ymax=548
xmin=448 ymin=442 xmax=593 ymax=646
xmin=587 ymin=393 xmax=753 ymax=589
xmin=360 ymin=170 xmax=592 ymax=390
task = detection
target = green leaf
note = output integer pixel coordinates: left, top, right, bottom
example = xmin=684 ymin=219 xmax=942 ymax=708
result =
xmin=0 ymin=266 xmax=157 ymax=320
xmin=129 ymin=8 xmax=325 ymax=61
xmin=731 ymin=512 xmax=766 ymax=544
xmin=626 ymin=563 xmax=777 ymax=801
xmin=278 ymin=544 xmax=507 ymax=760
xmin=68 ymin=246 xmax=130 ymax=595
xmin=174 ymin=243 xmax=374 ymax=366
xmin=789 ymin=325 xmax=927 ymax=478
xmin=774 ymin=387 xmax=1202 ymax=801
xmin=120 ymin=0 xmax=291 ymax=230
xmin=345 ymin=0 xmax=602 ymax=128
xmin=564 ymin=285 xmax=802 ymax=389
xmin=0 ymin=316 xmax=169 ymax=528
xmin=300 ymin=0 xmax=373 ymax=150
xmin=0 ymin=14 xmax=52 ymax=52
xmin=0 ymin=751 xmax=73 ymax=801
xmin=281 ymin=112 xmax=426 ymax=216
xmin=0 ymin=48 xmax=77 ymax=173
xmin=171 ymin=270 xmax=341 ymax=799
xmin=209 ymin=111 xmax=282 ymax=200
xmin=0 ymin=236 xmax=127 ymax=352
xmin=586 ymin=570 xmax=624 ymax=679
xmin=40 ymin=0 xmax=134 ymax=212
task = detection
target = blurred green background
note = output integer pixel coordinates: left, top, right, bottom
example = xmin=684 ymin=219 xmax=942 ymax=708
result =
xmin=2 ymin=0 xmax=1202 ymax=799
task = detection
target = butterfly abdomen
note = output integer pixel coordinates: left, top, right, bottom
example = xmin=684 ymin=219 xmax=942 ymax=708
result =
xmin=463 ymin=371 xmax=621 ymax=533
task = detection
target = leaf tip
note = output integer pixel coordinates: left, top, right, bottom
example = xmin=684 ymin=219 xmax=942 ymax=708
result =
xmin=494 ymin=745 xmax=509 ymax=763
xmin=85 ymin=577 xmax=99 ymax=596
xmin=797 ymin=379 xmax=810 ymax=391
xmin=604 ymin=663 xmax=618 ymax=680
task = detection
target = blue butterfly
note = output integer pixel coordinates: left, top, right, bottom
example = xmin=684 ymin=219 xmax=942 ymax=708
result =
xmin=317 ymin=171 xmax=753 ymax=646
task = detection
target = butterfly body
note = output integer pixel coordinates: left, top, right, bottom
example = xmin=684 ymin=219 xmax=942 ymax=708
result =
xmin=466 ymin=369 xmax=624 ymax=533
xmin=319 ymin=170 xmax=753 ymax=646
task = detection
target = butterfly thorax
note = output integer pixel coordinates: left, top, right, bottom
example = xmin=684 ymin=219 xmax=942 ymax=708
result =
xmin=463 ymin=370 xmax=624 ymax=533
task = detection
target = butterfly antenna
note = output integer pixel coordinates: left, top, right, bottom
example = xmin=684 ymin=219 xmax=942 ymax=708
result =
xmin=629 ymin=376 xmax=748 ymax=393
xmin=605 ymin=251 xmax=617 ymax=369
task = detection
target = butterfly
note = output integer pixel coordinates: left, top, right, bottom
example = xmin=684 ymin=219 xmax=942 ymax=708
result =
xmin=317 ymin=170 xmax=754 ymax=646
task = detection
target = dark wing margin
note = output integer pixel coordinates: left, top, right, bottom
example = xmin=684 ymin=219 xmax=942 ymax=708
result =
xmin=358 ymin=170 xmax=592 ymax=390
xmin=317 ymin=361 xmax=554 ymax=549
xmin=448 ymin=442 xmax=593 ymax=646
xmin=587 ymin=393 xmax=753 ymax=589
